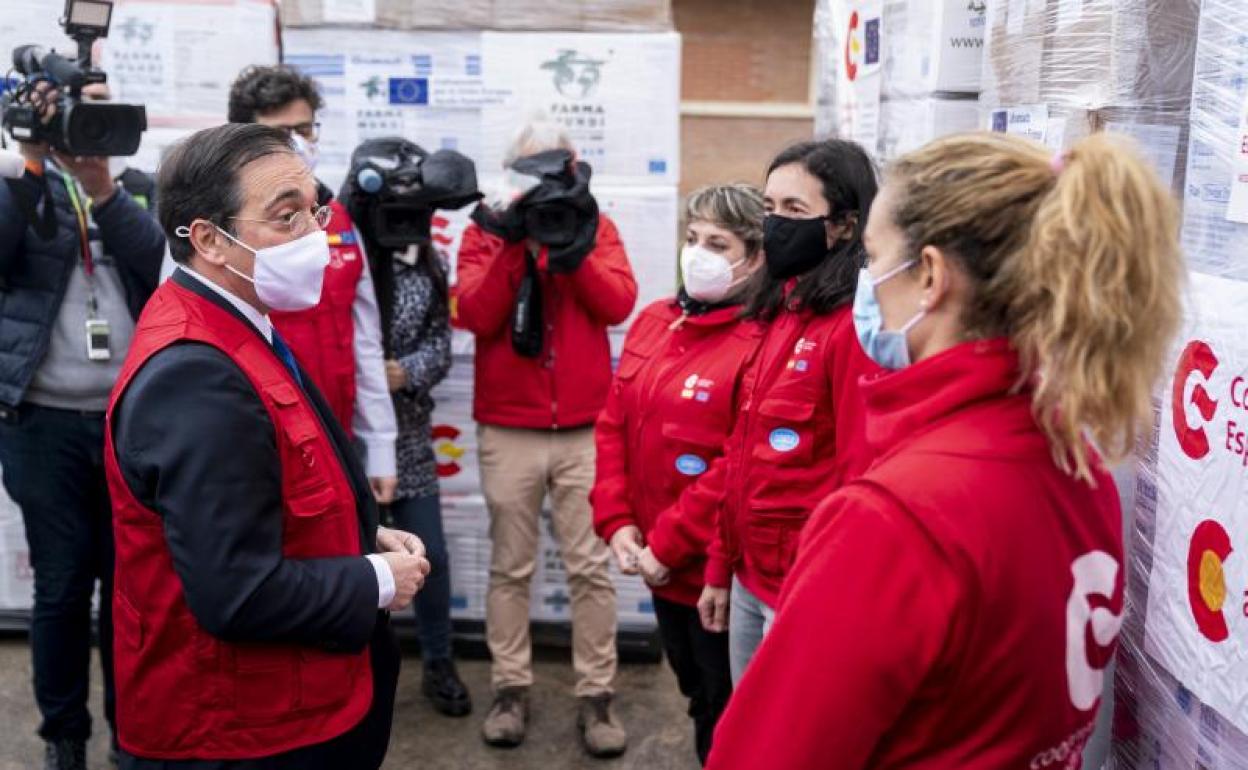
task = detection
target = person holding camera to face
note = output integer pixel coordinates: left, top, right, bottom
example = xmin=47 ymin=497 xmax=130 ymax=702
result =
xmin=453 ymin=119 xmax=637 ymax=758
xmin=0 ymin=45 xmax=165 ymax=770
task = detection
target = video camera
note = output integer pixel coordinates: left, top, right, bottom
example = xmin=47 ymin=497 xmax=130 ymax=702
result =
xmin=471 ymin=149 xmax=599 ymax=274
xmin=2 ymin=0 xmax=147 ymax=156
xmin=341 ymin=137 xmax=481 ymax=249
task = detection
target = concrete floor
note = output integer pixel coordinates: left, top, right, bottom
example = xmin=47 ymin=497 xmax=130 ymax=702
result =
xmin=0 ymin=639 xmax=699 ymax=770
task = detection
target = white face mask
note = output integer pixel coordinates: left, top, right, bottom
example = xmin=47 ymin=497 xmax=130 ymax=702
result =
xmin=214 ymin=227 xmax=330 ymax=312
xmin=681 ymin=244 xmax=745 ymax=304
xmin=290 ymin=133 xmax=320 ymax=172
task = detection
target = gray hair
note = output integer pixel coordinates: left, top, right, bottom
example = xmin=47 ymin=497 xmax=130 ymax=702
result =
xmin=503 ymin=114 xmax=574 ymax=168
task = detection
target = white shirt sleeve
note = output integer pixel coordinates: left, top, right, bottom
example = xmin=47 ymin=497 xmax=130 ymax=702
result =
xmin=365 ymin=554 xmax=396 ymax=608
xmin=350 ymin=232 xmax=399 ymax=479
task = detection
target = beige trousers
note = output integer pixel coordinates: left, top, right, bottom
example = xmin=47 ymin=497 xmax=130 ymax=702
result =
xmin=478 ymin=424 xmax=618 ymax=697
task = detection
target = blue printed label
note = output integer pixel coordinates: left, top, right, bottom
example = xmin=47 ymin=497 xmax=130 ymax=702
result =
xmin=768 ymin=428 xmax=801 ymax=453
xmin=388 ymin=77 xmax=429 ymax=105
xmin=675 ymin=454 xmax=708 ymax=476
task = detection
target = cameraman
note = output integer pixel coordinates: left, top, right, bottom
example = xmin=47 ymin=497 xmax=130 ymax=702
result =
xmin=453 ymin=120 xmax=637 ymax=758
xmin=0 ymin=80 xmax=165 ymax=769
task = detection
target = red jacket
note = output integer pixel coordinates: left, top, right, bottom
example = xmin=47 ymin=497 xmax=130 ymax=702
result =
xmin=591 ymin=298 xmax=762 ymax=607
xmin=451 ymin=215 xmax=637 ymax=429
xmin=271 ymin=199 xmax=364 ymax=434
xmin=702 ymin=303 xmax=878 ymax=606
xmin=105 ymin=280 xmax=372 ymax=759
xmin=707 ymin=339 xmax=1124 ymax=770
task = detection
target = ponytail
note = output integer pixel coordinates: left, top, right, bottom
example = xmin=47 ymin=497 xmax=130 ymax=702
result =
xmin=1008 ymin=133 xmax=1182 ymax=481
xmin=887 ymin=131 xmax=1183 ymax=482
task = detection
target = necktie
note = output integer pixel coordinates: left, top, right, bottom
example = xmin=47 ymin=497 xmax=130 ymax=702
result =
xmin=270 ymin=329 xmax=303 ymax=388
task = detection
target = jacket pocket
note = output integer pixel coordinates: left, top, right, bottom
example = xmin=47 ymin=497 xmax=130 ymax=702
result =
xmin=743 ymin=506 xmax=807 ymax=584
xmin=231 ymin=646 xmax=297 ymax=723
xmin=751 ymin=398 xmax=816 ymax=467
xmin=282 ymin=483 xmax=346 ymax=558
xmin=660 ymin=421 xmax=723 ymax=488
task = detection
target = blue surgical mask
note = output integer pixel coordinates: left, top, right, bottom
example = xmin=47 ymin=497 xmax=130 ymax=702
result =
xmin=853 ymin=260 xmax=925 ymax=370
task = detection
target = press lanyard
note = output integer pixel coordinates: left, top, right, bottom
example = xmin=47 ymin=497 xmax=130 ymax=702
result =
xmin=60 ymin=170 xmax=98 ymax=315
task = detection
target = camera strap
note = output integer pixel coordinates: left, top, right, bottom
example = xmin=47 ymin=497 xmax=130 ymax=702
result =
xmin=59 ymin=170 xmax=98 ymax=315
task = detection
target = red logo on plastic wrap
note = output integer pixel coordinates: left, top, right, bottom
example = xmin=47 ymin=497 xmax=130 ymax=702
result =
xmin=843 ymin=11 xmax=860 ymax=82
xmin=1172 ymin=340 xmax=1219 ymax=460
xmin=431 ymin=424 xmax=464 ymax=477
xmin=1187 ymin=519 xmax=1234 ymax=643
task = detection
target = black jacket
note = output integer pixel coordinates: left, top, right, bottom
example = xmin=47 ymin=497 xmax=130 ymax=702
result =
xmin=0 ymin=164 xmax=165 ymax=407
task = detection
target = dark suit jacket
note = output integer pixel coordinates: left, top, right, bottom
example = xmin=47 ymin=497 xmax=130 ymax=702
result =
xmin=112 ymin=269 xmax=398 ymax=770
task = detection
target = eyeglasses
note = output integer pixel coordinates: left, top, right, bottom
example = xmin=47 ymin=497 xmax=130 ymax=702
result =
xmin=230 ymin=205 xmax=332 ymax=237
xmin=270 ymin=121 xmax=321 ymax=142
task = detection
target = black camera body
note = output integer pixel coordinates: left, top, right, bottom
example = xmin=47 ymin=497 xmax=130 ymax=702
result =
xmin=341 ymin=137 xmax=481 ymax=249
xmin=472 ymin=149 xmax=600 ymax=274
xmin=2 ymin=1 xmax=147 ymax=156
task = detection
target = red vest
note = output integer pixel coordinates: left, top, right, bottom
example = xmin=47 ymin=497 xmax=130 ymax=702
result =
xmin=271 ymin=199 xmax=365 ymax=435
xmin=105 ymin=279 xmax=373 ymax=760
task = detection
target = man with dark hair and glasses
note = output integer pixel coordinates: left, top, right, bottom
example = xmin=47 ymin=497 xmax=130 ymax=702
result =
xmin=105 ymin=122 xmax=430 ymax=769
xmin=228 ymin=64 xmax=402 ymax=533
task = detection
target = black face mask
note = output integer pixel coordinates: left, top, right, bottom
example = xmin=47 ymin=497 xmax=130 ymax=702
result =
xmin=763 ymin=213 xmax=830 ymax=279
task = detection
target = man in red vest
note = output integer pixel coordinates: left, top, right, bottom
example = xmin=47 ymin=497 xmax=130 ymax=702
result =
xmin=228 ymin=64 xmax=473 ymax=716
xmin=105 ymin=123 xmax=430 ymax=769
xmin=228 ymin=65 xmax=399 ymax=507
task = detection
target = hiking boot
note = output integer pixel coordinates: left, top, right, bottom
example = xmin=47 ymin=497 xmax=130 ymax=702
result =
xmin=578 ymin=693 xmax=628 ymax=758
xmin=44 ymin=738 xmax=86 ymax=770
xmin=422 ymin=657 xmax=472 ymax=717
xmin=481 ymin=686 xmax=529 ymax=748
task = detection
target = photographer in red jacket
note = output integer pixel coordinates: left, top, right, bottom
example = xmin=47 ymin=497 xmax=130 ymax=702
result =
xmin=708 ymin=132 xmax=1181 ymax=769
xmin=451 ymin=119 xmax=637 ymax=757
xmin=592 ymin=184 xmax=765 ymax=766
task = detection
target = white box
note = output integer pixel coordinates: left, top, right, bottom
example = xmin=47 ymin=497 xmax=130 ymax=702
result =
xmin=878 ymin=96 xmax=980 ymax=161
xmin=813 ymin=0 xmax=884 ymax=147
xmin=287 ymin=30 xmax=680 ymax=189
xmin=284 ymin=29 xmax=490 ymax=191
xmin=477 ymin=32 xmax=680 ymax=186
xmin=882 ymin=0 xmax=985 ymax=98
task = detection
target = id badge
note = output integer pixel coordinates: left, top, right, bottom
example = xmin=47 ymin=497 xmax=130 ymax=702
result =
xmin=85 ymin=318 xmax=111 ymax=361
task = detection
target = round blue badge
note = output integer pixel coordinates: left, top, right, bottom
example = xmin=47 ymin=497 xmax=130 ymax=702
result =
xmin=675 ymin=454 xmax=708 ymax=476
xmin=768 ymin=428 xmax=801 ymax=453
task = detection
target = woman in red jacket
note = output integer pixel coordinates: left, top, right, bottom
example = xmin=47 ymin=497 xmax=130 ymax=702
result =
xmin=707 ymin=132 xmax=1183 ymax=769
xmin=592 ymin=183 xmax=765 ymax=765
xmin=692 ymin=140 xmax=881 ymax=683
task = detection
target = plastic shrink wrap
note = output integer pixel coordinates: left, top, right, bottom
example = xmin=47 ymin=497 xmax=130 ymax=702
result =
xmin=979 ymin=0 xmax=1197 ymax=192
xmin=814 ymin=0 xmax=983 ymax=160
xmin=1112 ymin=3 xmax=1248 ymax=764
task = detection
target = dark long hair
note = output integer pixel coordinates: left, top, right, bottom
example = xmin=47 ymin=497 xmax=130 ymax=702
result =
xmin=743 ymin=139 xmax=878 ymax=321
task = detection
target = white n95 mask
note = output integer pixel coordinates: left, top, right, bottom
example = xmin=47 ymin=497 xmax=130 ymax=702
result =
xmin=214 ymin=227 xmax=330 ymax=312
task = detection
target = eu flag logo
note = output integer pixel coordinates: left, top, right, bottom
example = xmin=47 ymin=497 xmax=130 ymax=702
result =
xmin=389 ymin=78 xmax=429 ymax=105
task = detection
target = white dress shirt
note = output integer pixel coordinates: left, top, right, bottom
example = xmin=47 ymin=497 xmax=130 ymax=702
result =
xmin=348 ymin=238 xmax=399 ymax=480
xmin=177 ymin=265 xmax=396 ymax=608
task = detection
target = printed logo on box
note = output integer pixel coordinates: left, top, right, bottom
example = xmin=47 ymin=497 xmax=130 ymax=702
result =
xmin=388 ymin=77 xmax=429 ymax=106
xmin=540 ymin=49 xmax=606 ymax=100
xmin=432 ymin=424 xmax=465 ymax=477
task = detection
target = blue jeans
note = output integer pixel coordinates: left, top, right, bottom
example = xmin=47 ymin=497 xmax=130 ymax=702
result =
xmin=389 ymin=493 xmax=452 ymax=662
xmin=728 ymin=576 xmax=774 ymax=685
xmin=0 ymin=404 xmax=115 ymax=742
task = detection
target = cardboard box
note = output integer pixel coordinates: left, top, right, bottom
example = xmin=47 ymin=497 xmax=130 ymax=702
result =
xmin=812 ymin=0 xmax=884 ymax=147
xmin=878 ymin=96 xmax=980 ymax=161
xmin=881 ymin=0 xmax=986 ymax=98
